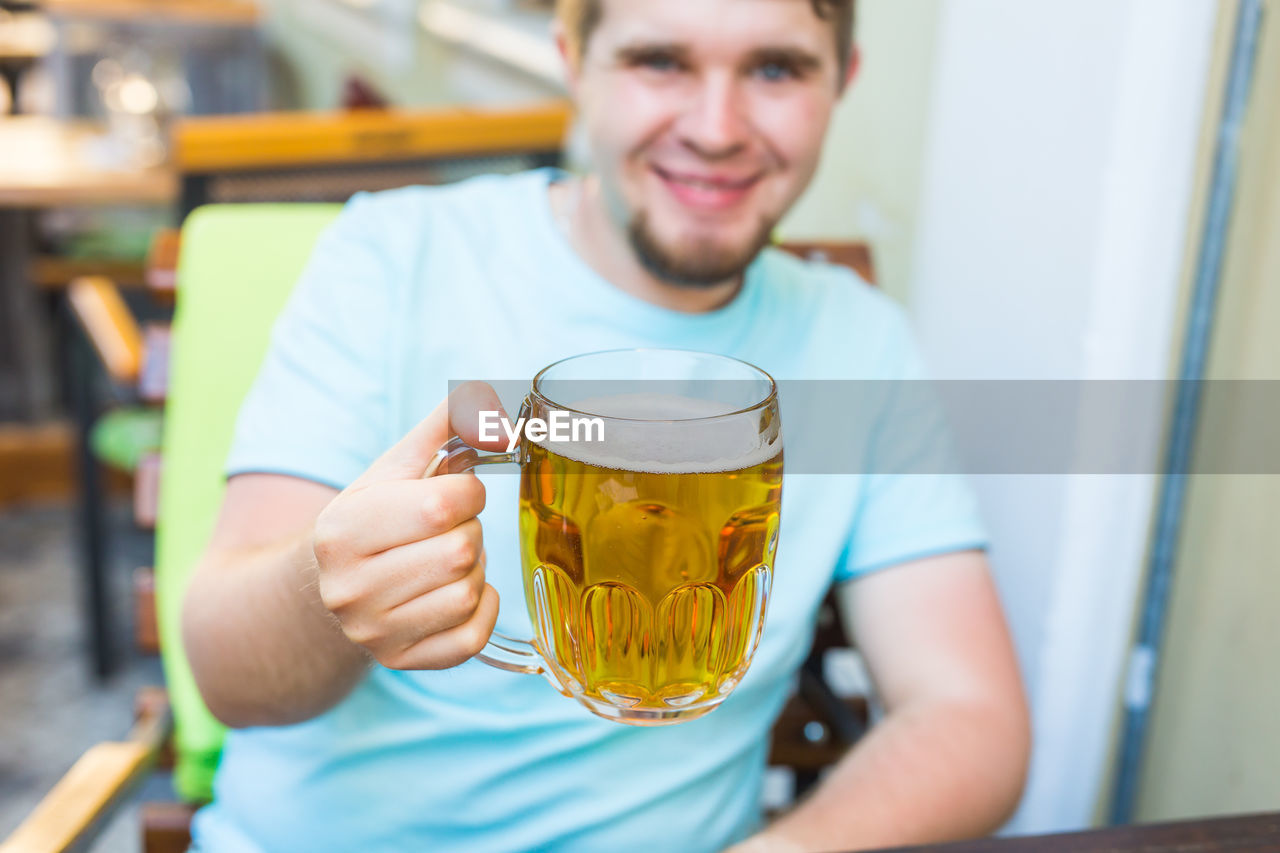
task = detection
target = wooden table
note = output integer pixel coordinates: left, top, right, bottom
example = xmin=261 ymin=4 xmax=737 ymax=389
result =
xmin=881 ymin=811 xmax=1280 ymax=852
xmin=37 ymin=0 xmax=260 ymax=25
xmin=0 ymin=115 xmax=175 ymax=206
xmin=0 ymin=115 xmax=174 ymax=678
xmin=0 ymin=116 xmax=174 ymax=417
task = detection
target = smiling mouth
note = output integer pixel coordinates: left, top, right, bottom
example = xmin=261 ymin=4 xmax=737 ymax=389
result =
xmin=651 ymin=165 xmax=764 ymax=212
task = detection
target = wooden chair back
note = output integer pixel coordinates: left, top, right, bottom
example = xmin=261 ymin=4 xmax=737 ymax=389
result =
xmin=171 ymin=101 xmax=572 ymax=216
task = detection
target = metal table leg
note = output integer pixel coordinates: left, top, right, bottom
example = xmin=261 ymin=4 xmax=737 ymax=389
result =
xmin=0 ymin=207 xmax=54 ymax=421
xmin=67 ymin=319 xmax=116 ymax=680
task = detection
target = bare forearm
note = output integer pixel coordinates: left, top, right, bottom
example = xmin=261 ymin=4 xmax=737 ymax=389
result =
xmin=183 ymin=532 xmax=370 ymax=728
xmin=754 ymin=697 xmax=1030 ymax=852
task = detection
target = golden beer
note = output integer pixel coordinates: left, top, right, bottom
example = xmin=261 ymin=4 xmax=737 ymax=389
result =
xmin=518 ymin=438 xmax=783 ymax=723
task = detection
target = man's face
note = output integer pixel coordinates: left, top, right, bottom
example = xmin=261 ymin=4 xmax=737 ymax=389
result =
xmin=568 ymin=0 xmax=849 ymax=287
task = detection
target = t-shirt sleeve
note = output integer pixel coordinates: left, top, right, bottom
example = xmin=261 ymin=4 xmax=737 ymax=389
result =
xmin=835 ymin=305 xmax=988 ymax=582
xmin=224 ymin=193 xmax=402 ymax=490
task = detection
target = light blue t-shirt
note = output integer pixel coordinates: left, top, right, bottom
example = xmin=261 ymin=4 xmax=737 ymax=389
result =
xmin=193 ymin=169 xmax=987 ymax=852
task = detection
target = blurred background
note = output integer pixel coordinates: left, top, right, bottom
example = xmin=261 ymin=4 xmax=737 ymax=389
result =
xmin=1 ymin=0 xmax=1276 ymax=850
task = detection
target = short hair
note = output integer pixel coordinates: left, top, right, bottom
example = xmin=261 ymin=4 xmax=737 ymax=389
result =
xmin=556 ymin=0 xmax=857 ymax=83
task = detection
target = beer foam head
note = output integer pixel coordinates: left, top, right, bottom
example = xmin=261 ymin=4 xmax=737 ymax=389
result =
xmin=541 ymin=393 xmax=781 ymax=474
xmin=567 ymin=393 xmax=734 ymax=421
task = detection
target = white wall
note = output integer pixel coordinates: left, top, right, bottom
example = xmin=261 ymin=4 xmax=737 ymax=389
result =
xmin=908 ymin=0 xmax=1218 ymax=833
xmin=259 ymin=0 xmax=560 ymax=110
xmin=782 ymin=0 xmax=945 ymax=305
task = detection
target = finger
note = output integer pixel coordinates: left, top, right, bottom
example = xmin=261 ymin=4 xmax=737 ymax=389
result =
xmin=358 ymin=521 xmax=484 ymax=612
xmin=381 ymin=554 xmax=488 ymax=640
xmin=313 ymin=476 xmax=485 ymax=560
xmin=352 ymin=383 xmax=510 ymax=487
xmin=338 ymin=554 xmax=487 ymax=657
xmin=384 ymin=583 xmax=500 ymax=671
xmin=449 ymin=381 xmax=513 ymax=452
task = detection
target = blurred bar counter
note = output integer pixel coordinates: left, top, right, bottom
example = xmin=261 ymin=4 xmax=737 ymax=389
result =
xmin=37 ymin=0 xmax=259 ymax=25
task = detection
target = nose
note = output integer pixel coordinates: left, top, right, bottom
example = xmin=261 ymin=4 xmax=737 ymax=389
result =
xmin=677 ymin=72 xmax=749 ymax=159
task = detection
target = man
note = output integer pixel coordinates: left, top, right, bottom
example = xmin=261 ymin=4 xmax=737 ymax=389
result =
xmin=183 ymin=0 xmax=1030 ymax=850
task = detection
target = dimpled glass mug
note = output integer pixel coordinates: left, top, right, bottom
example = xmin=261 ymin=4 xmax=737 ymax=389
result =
xmin=425 ymin=350 xmax=783 ymax=725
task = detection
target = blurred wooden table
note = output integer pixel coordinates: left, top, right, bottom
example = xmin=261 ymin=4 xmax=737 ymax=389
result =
xmin=882 ymin=812 xmax=1280 ymax=852
xmin=0 ymin=115 xmax=175 ymax=205
xmin=36 ymin=0 xmax=260 ymax=25
xmin=0 ymin=116 xmax=174 ymax=419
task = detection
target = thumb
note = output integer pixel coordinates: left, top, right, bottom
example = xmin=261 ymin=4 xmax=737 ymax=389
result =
xmin=351 ymin=382 xmax=511 ymax=487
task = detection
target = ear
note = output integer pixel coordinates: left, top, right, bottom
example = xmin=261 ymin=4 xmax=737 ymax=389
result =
xmin=553 ymin=19 xmax=582 ymax=98
xmin=839 ymin=44 xmax=862 ymax=95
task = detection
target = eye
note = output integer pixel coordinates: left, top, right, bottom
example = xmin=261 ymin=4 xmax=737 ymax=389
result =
xmin=754 ymin=60 xmax=800 ymax=82
xmin=633 ymin=51 xmax=684 ymax=74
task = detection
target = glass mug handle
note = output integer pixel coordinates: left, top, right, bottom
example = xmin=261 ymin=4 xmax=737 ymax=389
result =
xmin=422 ymin=432 xmax=570 ymax=696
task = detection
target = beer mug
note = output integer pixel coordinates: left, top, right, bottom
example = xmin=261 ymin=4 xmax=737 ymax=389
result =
xmin=425 ymin=350 xmax=783 ymax=725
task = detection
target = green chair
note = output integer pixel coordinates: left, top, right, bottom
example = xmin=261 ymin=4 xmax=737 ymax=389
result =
xmin=157 ymin=204 xmax=342 ymax=802
xmin=2 ymin=205 xmax=340 ymax=853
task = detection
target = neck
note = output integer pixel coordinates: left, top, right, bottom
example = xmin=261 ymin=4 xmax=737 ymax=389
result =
xmin=549 ymin=175 xmax=744 ymax=314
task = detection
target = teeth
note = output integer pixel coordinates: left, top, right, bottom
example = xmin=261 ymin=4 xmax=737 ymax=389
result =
xmin=677 ymin=176 xmax=738 ymax=190
xmin=656 ymin=167 xmax=755 ymax=194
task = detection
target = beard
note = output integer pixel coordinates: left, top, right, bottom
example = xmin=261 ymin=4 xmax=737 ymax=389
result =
xmin=628 ymin=210 xmax=776 ymax=289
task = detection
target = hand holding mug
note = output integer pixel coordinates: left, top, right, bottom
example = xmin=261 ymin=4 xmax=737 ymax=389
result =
xmin=310 ymin=385 xmax=509 ymax=670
